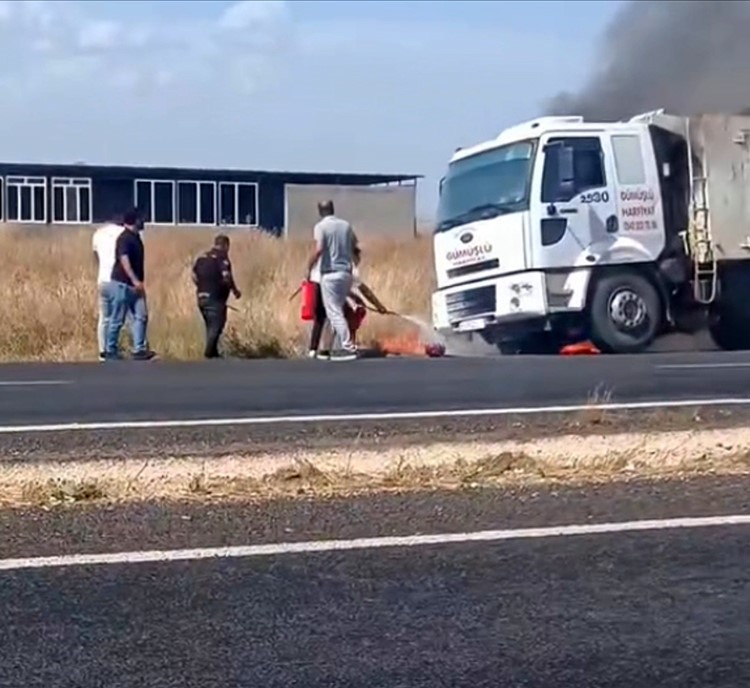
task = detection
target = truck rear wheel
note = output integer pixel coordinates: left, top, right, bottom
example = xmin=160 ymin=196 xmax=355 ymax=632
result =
xmin=708 ymin=317 xmax=750 ymax=350
xmin=589 ymin=272 xmax=662 ymax=354
xmin=709 ymin=304 xmax=750 ymax=351
xmin=708 ymin=267 xmax=750 ymax=350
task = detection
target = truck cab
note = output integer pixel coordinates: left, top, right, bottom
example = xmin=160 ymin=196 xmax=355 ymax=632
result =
xmin=431 ymin=114 xmax=693 ymax=354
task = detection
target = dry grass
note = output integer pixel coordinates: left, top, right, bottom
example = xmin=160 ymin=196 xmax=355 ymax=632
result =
xmin=0 ymin=224 xmax=435 ymax=361
xmin=3 ymin=425 xmax=750 ymax=508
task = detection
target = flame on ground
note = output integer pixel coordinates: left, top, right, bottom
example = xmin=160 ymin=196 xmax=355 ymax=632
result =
xmin=375 ymin=331 xmax=426 ymax=356
xmin=374 ymin=332 xmax=601 ymax=357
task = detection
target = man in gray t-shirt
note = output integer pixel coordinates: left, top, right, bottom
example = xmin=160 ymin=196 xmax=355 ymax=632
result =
xmin=306 ymin=200 xmax=359 ymax=361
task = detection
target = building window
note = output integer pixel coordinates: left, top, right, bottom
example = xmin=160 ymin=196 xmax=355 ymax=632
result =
xmin=6 ymin=176 xmax=46 ymax=223
xmin=219 ymin=182 xmax=258 ymax=226
xmin=134 ymin=179 xmax=175 ymax=225
xmin=177 ymin=181 xmax=217 ymax=225
xmin=51 ymin=177 xmax=92 ymax=224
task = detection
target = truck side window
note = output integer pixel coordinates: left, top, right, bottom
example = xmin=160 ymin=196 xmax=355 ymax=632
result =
xmin=542 ymin=136 xmax=606 ymax=203
xmin=611 ymin=135 xmax=646 ymax=185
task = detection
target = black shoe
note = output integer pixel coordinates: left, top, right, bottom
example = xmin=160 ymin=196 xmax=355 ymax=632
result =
xmin=132 ymin=350 xmax=156 ymax=361
xmin=330 ymin=348 xmax=358 ymax=362
xmin=98 ymin=352 xmax=106 ymax=362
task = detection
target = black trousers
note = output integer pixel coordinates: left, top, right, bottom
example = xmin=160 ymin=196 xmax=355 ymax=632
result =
xmin=198 ymin=296 xmax=228 ymax=358
xmin=308 ymin=281 xmax=328 ymax=351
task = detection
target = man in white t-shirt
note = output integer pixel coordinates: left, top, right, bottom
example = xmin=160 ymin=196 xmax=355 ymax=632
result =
xmin=92 ymin=220 xmax=124 ymax=361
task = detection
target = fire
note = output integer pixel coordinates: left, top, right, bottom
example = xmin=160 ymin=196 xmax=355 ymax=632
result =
xmin=374 ymin=330 xmax=445 ymax=357
xmin=374 ymin=331 xmax=598 ymax=357
xmin=377 ymin=330 xmax=423 ymax=356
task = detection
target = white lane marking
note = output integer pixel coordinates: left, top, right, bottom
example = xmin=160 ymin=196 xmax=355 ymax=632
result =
xmin=0 ymin=514 xmax=748 ymax=572
xmin=0 ymin=380 xmax=72 ymax=387
xmin=0 ymin=397 xmax=749 ymax=434
xmin=657 ymin=363 xmax=750 ymax=370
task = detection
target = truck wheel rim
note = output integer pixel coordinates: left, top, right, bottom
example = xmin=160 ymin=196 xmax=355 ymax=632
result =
xmin=608 ymin=289 xmax=648 ymax=332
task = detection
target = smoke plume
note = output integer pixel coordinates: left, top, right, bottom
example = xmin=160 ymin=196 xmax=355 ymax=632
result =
xmin=545 ymin=0 xmax=750 ymax=121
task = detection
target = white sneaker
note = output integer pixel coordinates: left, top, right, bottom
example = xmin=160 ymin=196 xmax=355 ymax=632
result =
xmin=308 ymin=350 xmax=317 ymax=359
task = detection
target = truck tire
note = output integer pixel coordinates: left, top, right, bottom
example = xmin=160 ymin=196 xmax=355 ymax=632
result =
xmin=708 ymin=317 xmax=748 ymax=350
xmin=589 ymin=272 xmax=662 ymax=354
xmin=705 ymin=263 xmax=750 ymax=351
xmin=708 ymin=298 xmax=750 ymax=351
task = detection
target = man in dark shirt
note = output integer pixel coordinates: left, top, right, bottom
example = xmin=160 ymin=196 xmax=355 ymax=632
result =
xmin=105 ymin=210 xmax=155 ymax=361
xmin=192 ymin=234 xmax=241 ymax=358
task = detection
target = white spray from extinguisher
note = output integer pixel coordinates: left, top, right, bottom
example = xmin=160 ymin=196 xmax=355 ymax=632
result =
xmin=391 ymin=313 xmax=497 ymax=358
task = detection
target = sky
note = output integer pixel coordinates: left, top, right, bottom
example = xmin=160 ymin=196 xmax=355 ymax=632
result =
xmin=0 ymin=0 xmax=624 ymax=218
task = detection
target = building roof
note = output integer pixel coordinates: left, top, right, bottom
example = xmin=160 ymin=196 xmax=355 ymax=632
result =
xmin=0 ymin=160 xmax=421 ymax=185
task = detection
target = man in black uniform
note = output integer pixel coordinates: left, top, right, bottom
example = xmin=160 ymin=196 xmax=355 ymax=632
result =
xmin=192 ymin=234 xmax=241 ymax=359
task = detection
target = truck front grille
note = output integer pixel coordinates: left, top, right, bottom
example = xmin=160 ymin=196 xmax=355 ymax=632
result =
xmin=447 ymin=259 xmax=500 ymax=280
xmin=445 ymin=285 xmax=496 ymax=323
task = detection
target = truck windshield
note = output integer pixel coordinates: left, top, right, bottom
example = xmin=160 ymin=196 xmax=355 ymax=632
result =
xmin=435 ymin=140 xmax=537 ymax=233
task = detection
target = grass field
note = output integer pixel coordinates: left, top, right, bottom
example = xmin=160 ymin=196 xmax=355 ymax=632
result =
xmin=0 ymin=225 xmax=435 ymax=361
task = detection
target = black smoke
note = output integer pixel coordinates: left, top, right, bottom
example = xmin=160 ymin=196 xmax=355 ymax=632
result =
xmin=544 ymin=0 xmax=750 ymax=121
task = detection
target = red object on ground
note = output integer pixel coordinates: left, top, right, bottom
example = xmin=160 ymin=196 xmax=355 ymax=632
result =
xmin=559 ymin=340 xmax=600 ymax=355
xmin=424 ymin=342 xmax=446 ymax=357
xmin=300 ymin=280 xmax=317 ymax=321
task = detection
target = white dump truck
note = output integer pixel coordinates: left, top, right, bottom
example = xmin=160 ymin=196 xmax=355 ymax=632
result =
xmin=431 ymin=110 xmax=750 ymax=353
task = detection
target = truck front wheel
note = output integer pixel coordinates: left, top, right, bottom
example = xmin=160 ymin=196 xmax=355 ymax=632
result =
xmin=589 ymin=272 xmax=662 ymax=354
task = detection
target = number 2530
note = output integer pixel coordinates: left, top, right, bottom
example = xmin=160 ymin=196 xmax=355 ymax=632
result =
xmin=581 ymin=191 xmax=610 ymax=204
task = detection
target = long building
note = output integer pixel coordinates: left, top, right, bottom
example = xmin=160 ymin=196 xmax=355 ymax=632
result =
xmin=0 ymin=162 xmax=421 ymax=237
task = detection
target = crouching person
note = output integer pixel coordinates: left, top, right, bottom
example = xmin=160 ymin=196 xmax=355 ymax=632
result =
xmin=324 ymin=247 xmax=389 ymax=357
xmin=192 ymin=234 xmax=241 ymax=359
xmin=346 ymin=247 xmax=389 ymax=344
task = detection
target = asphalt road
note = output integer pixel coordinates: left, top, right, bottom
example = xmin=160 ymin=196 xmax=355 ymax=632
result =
xmin=1 ymin=350 xmax=750 ymax=427
xmin=1 ymin=477 xmax=749 ymax=687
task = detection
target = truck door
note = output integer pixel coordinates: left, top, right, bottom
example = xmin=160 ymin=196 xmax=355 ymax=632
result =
xmin=531 ymin=133 xmax=619 ymax=269
xmin=606 ymin=127 xmax=666 ymax=261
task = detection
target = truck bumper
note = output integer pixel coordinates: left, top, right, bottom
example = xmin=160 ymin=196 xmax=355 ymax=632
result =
xmin=432 ymin=271 xmax=550 ymax=334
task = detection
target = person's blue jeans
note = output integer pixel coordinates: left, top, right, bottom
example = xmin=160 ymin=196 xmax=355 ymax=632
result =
xmin=99 ymin=282 xmax=141 ymax=357
xmin=105 ymin=282 xmax=148 ymax=357
xmin=97 ymin=283 xmax=113 ymax=355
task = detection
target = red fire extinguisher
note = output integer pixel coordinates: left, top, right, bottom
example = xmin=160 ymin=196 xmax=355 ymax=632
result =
xmin=345 ymin=303 xmax=367 ymax=338
xmin=300 ymin=280 xmax=317 ymax=321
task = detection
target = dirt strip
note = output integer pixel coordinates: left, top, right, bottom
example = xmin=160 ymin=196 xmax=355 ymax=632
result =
xmin=1 ymin=405 xmax=749 ymax=464
xmin=2 ymin=424 xmax=748 ymax=509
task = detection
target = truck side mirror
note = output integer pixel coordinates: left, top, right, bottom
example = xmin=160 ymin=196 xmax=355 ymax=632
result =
xmin=438 ymin=177 xmax=445 ymax=195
